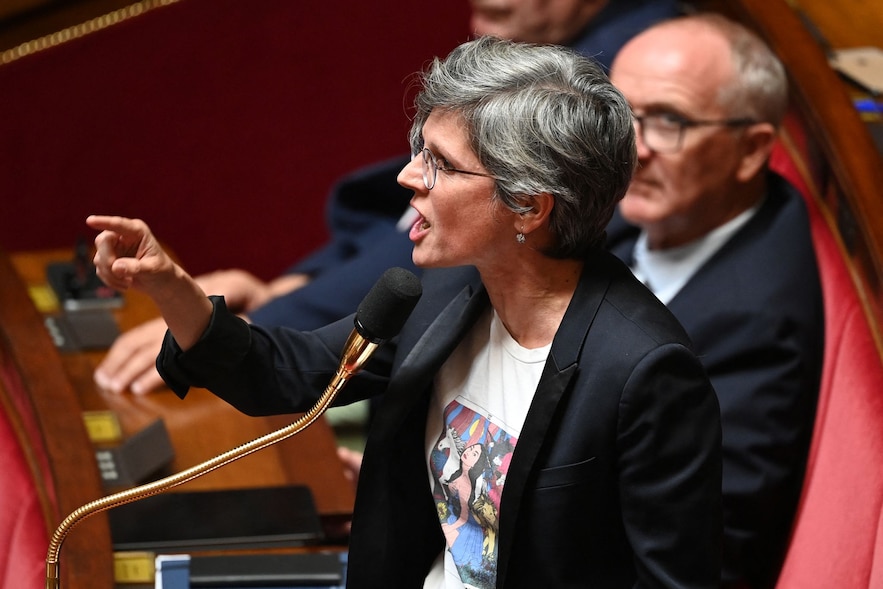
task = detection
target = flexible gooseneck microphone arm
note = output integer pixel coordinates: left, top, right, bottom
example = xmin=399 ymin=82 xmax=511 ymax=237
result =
xmin=45 ymin=267 xmax=422 ymax=589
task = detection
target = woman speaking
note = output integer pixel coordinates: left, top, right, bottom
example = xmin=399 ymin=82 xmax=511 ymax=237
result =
xmin=90 ymin=36 xmax=721 ymax=588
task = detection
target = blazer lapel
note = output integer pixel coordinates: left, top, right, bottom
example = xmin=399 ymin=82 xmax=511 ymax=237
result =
xmin=375 ymin=272 xmax=490 ymax=436
xmin=496 ymin=250 xmax=614 ymax=586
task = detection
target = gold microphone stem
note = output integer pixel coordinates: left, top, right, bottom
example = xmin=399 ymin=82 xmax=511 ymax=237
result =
xmin=45 ymin=333 xmax=377 ymax=589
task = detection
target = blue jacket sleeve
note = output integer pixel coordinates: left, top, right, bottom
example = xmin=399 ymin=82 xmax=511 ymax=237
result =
xmin=247 ymin=229 xmax=420 ymax=331
xmin=290 ymin=155 xmax=412 ymax=277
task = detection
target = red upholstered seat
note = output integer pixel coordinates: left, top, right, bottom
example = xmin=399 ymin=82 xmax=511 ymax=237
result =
xmin=0 ymin=404 xmax=48 ymax=589
xmin=0 ymin=319 xmax=57 ymax=588
xmin=770 ymin=112 xmax=883 ymax=588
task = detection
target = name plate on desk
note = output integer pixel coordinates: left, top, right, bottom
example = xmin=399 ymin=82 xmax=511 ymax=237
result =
xmin=108 ymin=485 xmax=324 ymax=552
xmin=44 ymin=310 xmax=120 ymax=351
xmin=94 ymin=417 xmax=176 ymax=488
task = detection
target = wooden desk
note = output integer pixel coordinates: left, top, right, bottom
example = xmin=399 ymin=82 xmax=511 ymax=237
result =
xmin=2 ymin=248 xmax=354 ymax=588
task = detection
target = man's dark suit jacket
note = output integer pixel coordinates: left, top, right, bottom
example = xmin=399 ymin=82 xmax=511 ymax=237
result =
xmin=606 ymin=172 xmax=824 ymax=589
xmin=159 ymin=250 xmax=722 ymax=588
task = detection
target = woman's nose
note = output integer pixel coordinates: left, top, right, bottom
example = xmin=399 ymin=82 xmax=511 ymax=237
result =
xmin=397 ymin=154 xmax=425 ymax=191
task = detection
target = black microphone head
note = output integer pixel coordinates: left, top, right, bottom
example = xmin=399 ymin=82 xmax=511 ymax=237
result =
xmin=354 ymin=267 xmax=423 ymax=343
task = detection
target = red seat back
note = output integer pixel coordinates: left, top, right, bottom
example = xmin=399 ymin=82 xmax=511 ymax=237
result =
xmin=0 ymin=316 xmax=57 ymax=588
xmin=0 ymin=395 xmax=49 ymax=589
xmin=770 ymin=112 xmax=883 ymax=588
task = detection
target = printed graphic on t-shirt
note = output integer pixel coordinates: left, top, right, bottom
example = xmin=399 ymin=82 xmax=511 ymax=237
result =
xmin=430 ymin=398 xmax=517 ymax=589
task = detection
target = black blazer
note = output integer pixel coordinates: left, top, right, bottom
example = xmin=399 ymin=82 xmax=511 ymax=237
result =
xmin=607 ymin=172 xmax=824 ymax=589
xmin=160 ymin=250 xmax=722 ymax=588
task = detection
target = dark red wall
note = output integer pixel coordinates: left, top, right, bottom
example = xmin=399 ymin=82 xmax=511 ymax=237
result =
xmin=0 ymin=0 xmax=471 ymax=278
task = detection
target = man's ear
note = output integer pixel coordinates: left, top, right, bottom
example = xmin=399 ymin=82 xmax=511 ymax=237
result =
xmin=736 ymin=122 xmax=777 ymax=182
xmin=518 ymin=192 xmax=555 ymax=234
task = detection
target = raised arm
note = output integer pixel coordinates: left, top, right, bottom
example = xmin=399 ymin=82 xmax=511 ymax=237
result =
xmin=87 ymin=215 xmax=213 ymax=351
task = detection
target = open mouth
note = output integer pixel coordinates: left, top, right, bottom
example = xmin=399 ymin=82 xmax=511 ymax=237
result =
xmin=409 ymin=214 xmax=431 ymax=241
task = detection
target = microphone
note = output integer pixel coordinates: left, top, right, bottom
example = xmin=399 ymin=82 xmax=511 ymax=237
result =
xmin=332 ymin=266 xmax=423 ymax=387
xmin=45 ymin=267 xmax=422 ymax=589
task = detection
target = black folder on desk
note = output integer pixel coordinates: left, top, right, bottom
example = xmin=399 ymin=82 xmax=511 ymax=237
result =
xmin=108 ymin=486 xmax=323 ymax=552
xmin=189 ymin=553 xmax=345 ymax=587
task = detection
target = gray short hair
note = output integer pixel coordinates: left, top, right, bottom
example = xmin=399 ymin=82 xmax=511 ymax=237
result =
xmin=408 ymin=36 xmax=636 ymax=259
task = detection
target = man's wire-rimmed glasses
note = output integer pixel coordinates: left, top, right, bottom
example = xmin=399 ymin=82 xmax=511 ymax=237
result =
xmin=420 ymin=147 xmax=500 ymax=190
xmin=634 ymin=113 xmax=757 ymax=153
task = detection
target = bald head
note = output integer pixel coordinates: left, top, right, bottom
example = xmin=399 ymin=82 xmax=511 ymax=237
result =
xmin=612 ymin=14 xmax=787 ymax=126
xmin=609 ymin=14 xmax=787 ymax=250
xmin=614 ymin=18 xmax=737 ymax=121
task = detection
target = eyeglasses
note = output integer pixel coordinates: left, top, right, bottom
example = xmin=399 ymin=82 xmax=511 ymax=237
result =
xmin=633 ymin=113 xmax=756 ymax=153
xmin=420 ymin=147 xmax=499 ymax=190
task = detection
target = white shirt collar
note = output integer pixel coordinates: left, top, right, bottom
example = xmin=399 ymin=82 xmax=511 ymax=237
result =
xmin=631 ymin=200 xmax=763 ymax=305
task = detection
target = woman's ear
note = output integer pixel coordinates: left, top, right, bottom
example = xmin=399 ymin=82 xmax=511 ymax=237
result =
xmin=736 ymin=122 xmax=777 ymax=182
xmin=517 ymin=192 xmax=555 ymax=235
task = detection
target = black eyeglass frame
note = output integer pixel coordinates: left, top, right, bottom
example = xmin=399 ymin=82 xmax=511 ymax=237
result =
xmin=420 ymin=147 xmax=500 ymax=190
xmin=633 ymin=113 xmax=757 ymax=153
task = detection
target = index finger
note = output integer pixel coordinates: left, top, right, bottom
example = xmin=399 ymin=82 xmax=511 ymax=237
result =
xmin=86 ymin=215 xmax=147 ymax=235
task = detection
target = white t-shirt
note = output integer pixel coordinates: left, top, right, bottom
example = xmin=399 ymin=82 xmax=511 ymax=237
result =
xmin=423 ymin=308 xmax=550 ymax=589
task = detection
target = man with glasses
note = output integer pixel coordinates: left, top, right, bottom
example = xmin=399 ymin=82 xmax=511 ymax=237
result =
xmin=607 ymin=14 xmax=823 ymax=589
